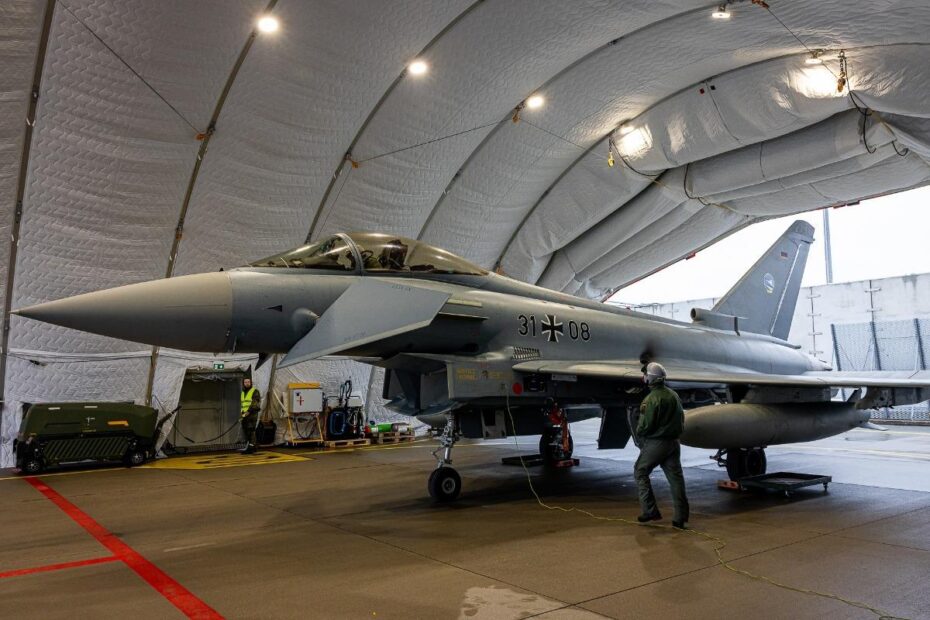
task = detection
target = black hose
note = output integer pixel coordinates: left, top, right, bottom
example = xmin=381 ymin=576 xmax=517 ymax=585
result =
xmin=172 ymin=419 xmax=241 ymax=445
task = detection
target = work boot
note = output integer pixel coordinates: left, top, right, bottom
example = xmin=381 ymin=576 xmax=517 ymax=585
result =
xmin=240 ymin=443 xmax=256 ymax=455
xmin=637 ymin=511 xmax=662 ymax=523
xmin=672 ymin=520 xmax=687 ymax=530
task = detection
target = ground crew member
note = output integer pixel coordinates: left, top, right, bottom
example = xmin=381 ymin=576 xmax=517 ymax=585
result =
xmin=634 ymin=362 xmax=690 ymax=529
xmin=240 ymin=378 xmax=261 ymax=454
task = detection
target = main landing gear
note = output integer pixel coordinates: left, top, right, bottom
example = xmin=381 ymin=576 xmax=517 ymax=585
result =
xmin=713 ymin=447 xmax=768 ymax=480
xmin=539 ymin=401 xmax=574 ymax=465
xmin=429 ymin=413 xmax=462 ymax=502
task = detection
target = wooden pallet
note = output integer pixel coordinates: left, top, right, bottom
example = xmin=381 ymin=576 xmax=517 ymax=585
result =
xmin=322 ymin=438 xmax=370 ymax=449
xmin=374 ymin=432 xmax=415 ymax=445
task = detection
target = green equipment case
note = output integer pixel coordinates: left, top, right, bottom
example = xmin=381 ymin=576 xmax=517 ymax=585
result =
xmin=14 ymin=402 xmax=158 ymax=474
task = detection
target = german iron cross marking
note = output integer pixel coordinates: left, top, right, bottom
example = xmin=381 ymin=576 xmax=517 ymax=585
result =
xmin=541 ymin=314 xmax=563 ymax=343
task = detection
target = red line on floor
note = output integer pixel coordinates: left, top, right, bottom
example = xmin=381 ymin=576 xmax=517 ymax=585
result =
xmin=23 ymin=477 xmax=223 ymax=620
xmin=0 ymin=555 xmax=119 ymax=579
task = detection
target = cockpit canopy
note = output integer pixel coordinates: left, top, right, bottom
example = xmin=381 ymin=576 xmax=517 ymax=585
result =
xmin=249 ymin=233 xmax=488 ymax=276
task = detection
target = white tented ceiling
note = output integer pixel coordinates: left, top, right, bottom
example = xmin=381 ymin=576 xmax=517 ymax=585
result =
xmin=2 ymin=0 xmax=930 ymax=464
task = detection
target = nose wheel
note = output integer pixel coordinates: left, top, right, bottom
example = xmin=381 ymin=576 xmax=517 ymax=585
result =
xmin=429 ymin=413 xmax=462 ymax=502
xmin=428 ymin=466 xmax=462 ymax=502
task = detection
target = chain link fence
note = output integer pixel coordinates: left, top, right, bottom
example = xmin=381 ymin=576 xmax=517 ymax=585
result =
xmin=832 ymin=318 xmax=929 ymax=421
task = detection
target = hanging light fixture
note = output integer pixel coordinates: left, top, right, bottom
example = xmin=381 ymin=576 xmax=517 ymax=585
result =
xmin=257 ymin=15 xmax=279 ymax=33
xmin=408 ymin=60 xmax=429 ymax=76
xmin=711 ymin=4 xmax=731 ymax=19
xmin=806 ymin=50 xmax=825 ymax=65
xmin=526 ymin=94 xmax=545 ymax=109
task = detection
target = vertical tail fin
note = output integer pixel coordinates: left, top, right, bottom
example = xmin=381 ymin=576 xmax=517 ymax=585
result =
xmin=712 ymin=220 xmax=814 ymax=340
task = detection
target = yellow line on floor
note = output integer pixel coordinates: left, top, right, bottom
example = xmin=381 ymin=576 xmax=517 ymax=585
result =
xmin=141 ymin=451 xmax=310 ymax=470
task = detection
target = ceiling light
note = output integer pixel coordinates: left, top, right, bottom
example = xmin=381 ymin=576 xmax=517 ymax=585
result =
xmin=618 ymin=124 xmax=635 ymax=136
xmin=616 ymin=126 xmax=652 ymax=158
xmin=408 ymin=60 xmax=428 ymax=76
xmin=796 ymin=66 xmax=845 ymax=99
xmin=526 ymin=94 xmax=545 ymax=109
xmin=711 ymin=5 xmax=731 ymax=19
xmin=806 ymin=50 xmax=824 ymax=65
xmin=257 ymin=15 xmax=279 ymax=33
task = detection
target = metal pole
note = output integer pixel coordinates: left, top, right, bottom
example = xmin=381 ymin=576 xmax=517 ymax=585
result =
xmin=830 ymin=323 xmax=841 ymax=371
xmin=915 ymin=318 xmax=926 ymax=371
xmin=0 ymin=0 xmax=58 ymax=448
xmin=822 ymin=209 xmax=834 ymax=284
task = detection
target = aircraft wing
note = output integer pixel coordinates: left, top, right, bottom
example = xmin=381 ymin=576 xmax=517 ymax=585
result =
xmin=512 ymin=359 xmax=930 ymax=389
xmin=279 ymin=279 xmax=451 ymax=368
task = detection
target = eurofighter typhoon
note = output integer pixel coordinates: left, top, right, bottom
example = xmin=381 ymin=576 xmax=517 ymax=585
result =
xmin=15 ymin=222 xmax=930 ymax=500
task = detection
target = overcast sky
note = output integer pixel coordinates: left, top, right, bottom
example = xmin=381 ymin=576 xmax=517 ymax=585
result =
xmin=610 ymin=185 xmax=930 ymax=305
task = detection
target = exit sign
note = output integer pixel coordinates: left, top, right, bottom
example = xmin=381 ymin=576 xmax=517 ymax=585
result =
xmin=213 ymin=362 xmax=225 ymax=370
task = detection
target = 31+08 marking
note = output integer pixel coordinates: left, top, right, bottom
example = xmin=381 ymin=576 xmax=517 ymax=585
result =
xmin=518 ymin=314 xmax=590 ymax=343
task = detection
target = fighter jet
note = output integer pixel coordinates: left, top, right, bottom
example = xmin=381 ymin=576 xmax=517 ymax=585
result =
xmin=15 ymin=223 xmax=930 ymax=501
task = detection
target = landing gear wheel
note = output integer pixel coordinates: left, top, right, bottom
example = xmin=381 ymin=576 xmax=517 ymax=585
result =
xmin=125 ymin=449 xmax=146 ymax=467
xmin=725 ymin=447 xmax=767 ymax=480
xmin=21 ymin=457 xmax=44 ymax=475
xmin=539 ymin=430 xmax=574 ymax=465
xmin=428 ymin=467 xmax=461 ymax=502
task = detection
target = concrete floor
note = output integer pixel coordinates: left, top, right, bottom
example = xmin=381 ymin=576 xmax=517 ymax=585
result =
xmin=1 ymin=422 xmax=929 ymax=619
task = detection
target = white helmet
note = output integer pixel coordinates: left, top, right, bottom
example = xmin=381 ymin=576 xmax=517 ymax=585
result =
xmin=644 ymin=362 xmax=667 ymax=385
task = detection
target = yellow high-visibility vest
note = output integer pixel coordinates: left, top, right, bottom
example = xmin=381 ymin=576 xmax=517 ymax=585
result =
xmin=241 ymin=387 xmax=257 ymax=414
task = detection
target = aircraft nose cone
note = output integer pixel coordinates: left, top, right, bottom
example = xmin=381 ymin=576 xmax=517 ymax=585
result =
xmin=14 ymin=272 xmax=233 ymax=351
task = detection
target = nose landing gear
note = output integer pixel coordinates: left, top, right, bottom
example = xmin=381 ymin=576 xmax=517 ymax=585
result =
xmin=429 ymin=413 xmax=462 ymax=502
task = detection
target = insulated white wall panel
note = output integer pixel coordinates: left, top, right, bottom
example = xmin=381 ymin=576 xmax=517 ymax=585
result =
xmin=575 ymin=201 xmax=708 ymax=288
xmin=688 ymin=111 xmax=894 ymax=197
xmin=64 ymin=0 xmax=266 ymax=129
xmin=499 ymin=4 xmax=930 ymax=290
xmin=728 ymin=152 xmax=930 ymax=216
xmin=706 ymin=145 xmax=900 ymax=203
xmin=313 ymin=0 xmax=706 ymax=247
xmin=587 ymin=206 xmax=746 ymax=296
xmin=551 ymin=168 xmax=689 ymax=282
xmin=10 ymin=7 xmax=197 ymax=350
xmin=4 ymin=3 xmax=254 ymax=462
xmin=419 ymin=120 xmax=586 ymax=266
xmin=420 ymin=1 xmax=710 ymax=264
xmin=882 ymin=115 xmax=930 ymax=159
xmin=173 ymin=0 xmax=471 ymax=274
xmin=518 ymin=41 xmax=930 ymax=297
xmin=618 ymin=37 xmax=930 ymax=173
xmin=0 ymin=0 xmax=44 ymax=326
xmin=503 ymin=144 xmax=651 ymax=284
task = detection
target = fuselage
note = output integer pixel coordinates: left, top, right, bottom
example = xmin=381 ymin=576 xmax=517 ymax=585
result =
xmin=223 ymin=267 xmax=824 ymax=379
xmin=14 ymin=230 xmax=827 ymax=382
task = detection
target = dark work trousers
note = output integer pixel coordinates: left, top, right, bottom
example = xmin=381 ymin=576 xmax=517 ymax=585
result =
xmin=241 ymin=412 xmax=258 ymax=447
xmin=634 ymin=438 xmax=689 ymax=522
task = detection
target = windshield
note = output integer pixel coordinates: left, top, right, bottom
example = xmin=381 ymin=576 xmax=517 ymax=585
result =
xmin=347 ymin=233 xmax=487 ymax=276
xmin=249 ymin=235 xmax=357 ymax=271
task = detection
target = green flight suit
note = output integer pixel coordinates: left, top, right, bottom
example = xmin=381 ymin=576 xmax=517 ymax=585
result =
xmin=634 ymin=380 xmax=689 ymax=522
